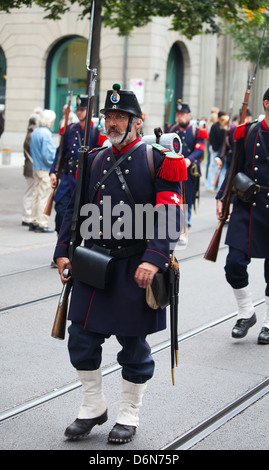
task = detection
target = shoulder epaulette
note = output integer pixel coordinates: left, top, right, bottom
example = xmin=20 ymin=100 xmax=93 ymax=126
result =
xmin=197 ymin=127 xmax=209 ymax=139
xmin=152 ymin=143 xmax=187 ymax=182
xmin=234 ymin=119 xmax=258 ymax=140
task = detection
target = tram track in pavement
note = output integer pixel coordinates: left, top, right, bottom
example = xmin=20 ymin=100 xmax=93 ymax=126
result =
xmin=0 ymin=298 xmax=264 ymax=427
xmin=162 ymin=377 xmax=269 ymax=450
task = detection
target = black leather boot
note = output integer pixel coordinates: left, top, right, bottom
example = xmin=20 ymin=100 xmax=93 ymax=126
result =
xmin=232 ymin=313 xmax=256 ymax=338
xmin=108 ymin=423 xmax=136 ymax=444
xmin=258 ymin=327 xmax=269 ymax=344
xmin=64 ymin=410 xmax=108 ymax=440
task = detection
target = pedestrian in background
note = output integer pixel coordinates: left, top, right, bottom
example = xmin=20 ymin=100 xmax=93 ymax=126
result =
xmin=21 ymin=113 xmax=40 ymax=226
xmin=29 ymin=109 xmax=56 ymax=233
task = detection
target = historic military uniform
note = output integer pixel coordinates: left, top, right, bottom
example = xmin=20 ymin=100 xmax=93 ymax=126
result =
xmin=167 ymin=102 xmax=208 ymax=226
xmin=217 ymin=91 xmax=269 ymax=344
xmin=54 ymin=84 xmax=187 ymax=443
xmin=50 ymin=94 xmax=107 ymax=233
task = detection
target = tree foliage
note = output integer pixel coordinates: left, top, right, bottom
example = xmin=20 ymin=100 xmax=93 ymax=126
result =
xmin=1 ymin=0 xmax=269 ymax=65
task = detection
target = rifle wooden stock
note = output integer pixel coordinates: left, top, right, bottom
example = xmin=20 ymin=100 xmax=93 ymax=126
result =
xmin=203 ymin=220 xmax=225 ymax=262
xmin=51 ymin=277 xmax=73 ymax=340
xmin=44 ymin=186 xmax=56 ymax=216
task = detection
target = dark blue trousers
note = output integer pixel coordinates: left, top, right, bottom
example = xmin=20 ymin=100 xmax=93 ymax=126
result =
xmin=67 ymin=322 xmax=155 ymax=384
xmin=225 ymin=246 xmax=269 ymax=296
xmin=55 ymin=192 xmax=71 ymax=234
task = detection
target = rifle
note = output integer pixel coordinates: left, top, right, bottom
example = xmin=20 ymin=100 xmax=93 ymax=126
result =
xmin=51 ymin=1 xmax=97 ymax=340
xmin=44 ymin=55 xmax=75 ymax=216
xmin=164 ymin=63 xmax=174 ymax=132
xmin=204 ymin=30 xmax=265 ymax=262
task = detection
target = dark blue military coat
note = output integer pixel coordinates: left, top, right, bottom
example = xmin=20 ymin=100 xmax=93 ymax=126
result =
xmin=50 ymin=121 xmax=107 ymax=203
xmin=217 ymin=119 xmax=269 ymax=259
xmin=166 ymin=123 xmax=207 ymax=209
xmin=54 ymin=138 xmax=186 ymax=336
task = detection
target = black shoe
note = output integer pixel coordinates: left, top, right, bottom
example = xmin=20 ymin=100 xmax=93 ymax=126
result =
xmin=22 ymin=221 xmax=30 ymax=227
xmin=29 ymin=223 xmax=38 ymax=231
xmin=108 ymin=423 xmax=136 ymax=444
xmin=232 ymin=313 xmax=256 ymax=338
xmin=64 ymin=410 xmax=108 ymax=440
xmin=258 ymin=327 xmax=269 ymax=345
xmin=34 ymin=226 xmax=54 ymax=233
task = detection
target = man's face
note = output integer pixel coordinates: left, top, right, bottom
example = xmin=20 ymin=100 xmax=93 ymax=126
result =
xmin=76 ymin=108 xmax=87 ymax=122
xmin=176 ymin=111 xmax=191 ymax=128
xmin=104 ymin=111 xmax=130 ymax=145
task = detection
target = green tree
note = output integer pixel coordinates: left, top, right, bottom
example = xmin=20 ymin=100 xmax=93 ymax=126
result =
xmin=1 ymin=1 xmax=269 ymax=66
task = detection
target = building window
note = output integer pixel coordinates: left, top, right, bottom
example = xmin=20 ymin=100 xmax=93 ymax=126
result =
xmin=46 ymin=36 xmax=88 ymax=132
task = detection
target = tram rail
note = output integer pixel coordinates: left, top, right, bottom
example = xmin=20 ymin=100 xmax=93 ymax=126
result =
xmin=162 ymin=378 xmax=269 ymax=450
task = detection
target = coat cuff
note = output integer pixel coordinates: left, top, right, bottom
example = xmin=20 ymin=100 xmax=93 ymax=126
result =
xmin=54 ymin=243 xmax=69 ymax=261
xmin=141 ymin=248 xmax=170 ymax=271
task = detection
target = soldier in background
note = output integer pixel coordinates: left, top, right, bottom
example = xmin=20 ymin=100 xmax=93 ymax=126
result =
xmin=216 ymin=89 xmax=269 ymax=345
xmin=50 ymin=94 xmax=107 ymax=235
xmin=167 ymin=100 xmax=208 ymax=235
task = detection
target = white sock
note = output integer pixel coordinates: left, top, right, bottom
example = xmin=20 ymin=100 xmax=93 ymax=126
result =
xmin=233 ymin=286 xmax=255 ymax=320
xmin=262 ymin=296 xmax=269 ymax=329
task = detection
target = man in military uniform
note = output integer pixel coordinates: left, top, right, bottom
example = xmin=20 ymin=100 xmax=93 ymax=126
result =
xmin=53 ymin=84 xmax=187 ymax=444
xmin=216 ymin=88 xmax=269 ymax=345
xmin=50 ymin=94 xmax=107 ymax=234
xmin=167 ymin=100 xmax=208 ymax=229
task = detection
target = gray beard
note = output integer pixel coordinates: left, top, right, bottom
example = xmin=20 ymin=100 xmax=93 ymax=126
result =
xmin=106 ymin=128 xmax=128 ymax=145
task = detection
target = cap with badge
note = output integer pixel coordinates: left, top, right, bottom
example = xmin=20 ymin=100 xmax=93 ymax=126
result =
xmin=176 ymin=99 xmax=191 ymax=114
xmin=100 ymin=83 xmax=142 ymax=119
xmin=76 ymin=94 xmax=88 ymax=109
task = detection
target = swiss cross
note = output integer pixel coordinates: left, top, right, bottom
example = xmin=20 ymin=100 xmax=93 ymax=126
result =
xmin=171 ymin=194 xmax=180 ymax=204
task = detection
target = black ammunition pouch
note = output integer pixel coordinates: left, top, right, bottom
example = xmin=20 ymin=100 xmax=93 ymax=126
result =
xmin=233 ymin=172 xmax=269 ymax=202
xmin=233 ymin=172 xmax=269 ymax=203
xmin=72 ymin=245 xmax=115 ymax=290
xmin=233 ymin=172 xmax=256 ymax=202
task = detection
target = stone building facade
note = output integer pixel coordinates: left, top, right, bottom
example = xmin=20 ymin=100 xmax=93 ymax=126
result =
xmin=0 ymin=4 xmax=268 ymax=151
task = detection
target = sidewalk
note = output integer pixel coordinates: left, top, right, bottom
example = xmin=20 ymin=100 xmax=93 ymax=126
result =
xmin=0 ymin=151 xmax=24 ymax=168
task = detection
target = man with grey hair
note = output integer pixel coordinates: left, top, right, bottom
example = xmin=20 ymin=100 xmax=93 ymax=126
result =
xmin=29 ymin=109 xmax=56 ymax=232
xmin=53 ymin=84 xmax=186 ymax=444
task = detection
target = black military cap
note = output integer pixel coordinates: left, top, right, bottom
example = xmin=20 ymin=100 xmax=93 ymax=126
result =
xmin=100 ymin=83 xmax=142 ymax=119
xmin=263 ymin=88 xmax=269 ymax=101
xmin=76 ymin=94 xmax=88 ymax=109
xmin=176 ymin=99 xmax=191 ymax=113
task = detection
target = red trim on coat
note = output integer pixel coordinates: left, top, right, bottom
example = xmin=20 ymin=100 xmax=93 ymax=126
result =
xmin=145 ymin=248 xmax=170 ymax=262
xmin=84 ymin=289 xmax=96 ymax=329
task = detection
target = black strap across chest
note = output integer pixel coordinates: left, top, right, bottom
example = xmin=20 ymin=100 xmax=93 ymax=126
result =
xmin=89 ymin=141 xmax=143 ymax=204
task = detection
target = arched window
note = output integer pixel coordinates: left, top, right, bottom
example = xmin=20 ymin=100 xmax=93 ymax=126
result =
xmin=164 ymin=43 xmax=183 ymax=127
xmin=45 ymin=36 xmax=88 ymax=132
